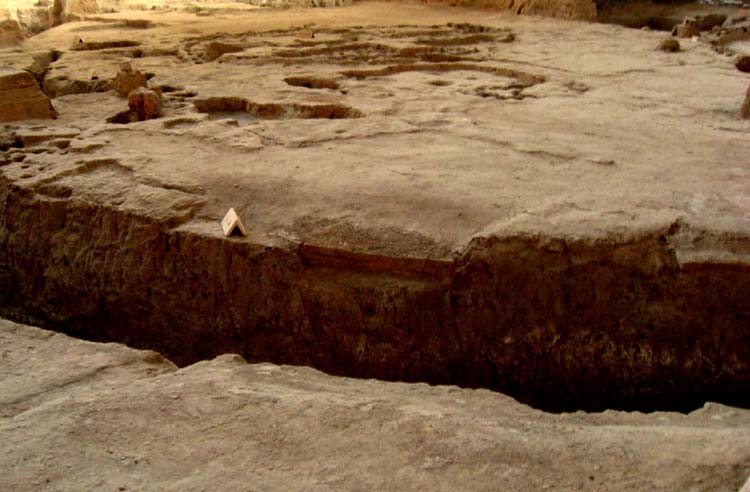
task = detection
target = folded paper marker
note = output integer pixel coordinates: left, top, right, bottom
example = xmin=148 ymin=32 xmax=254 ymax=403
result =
xmin=221 ymin=208 xmax=247 ymax=237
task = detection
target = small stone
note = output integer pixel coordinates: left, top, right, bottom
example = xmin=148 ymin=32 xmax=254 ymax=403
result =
xmin=735 ymin=55 xmax=750 ymax=73
xmin=658 ymin=39 xmax=680 ymax=52
xmin=741 ymin=83 xmax=750 ymax=120
xmin=87 ymin=68 xmax=98 ymax=80
xmin=127 ymin=87 xmax=163 ymax=121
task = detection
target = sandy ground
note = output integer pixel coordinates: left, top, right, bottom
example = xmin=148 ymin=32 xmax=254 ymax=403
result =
xmin=1 ymin=317 xmax=749 ymax=492
xmin=0 ymin=2 xmax=748 ymax=260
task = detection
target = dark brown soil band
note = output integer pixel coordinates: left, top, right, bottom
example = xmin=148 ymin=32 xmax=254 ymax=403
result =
xmin=1 ymin=176 xmax=749 ymax=413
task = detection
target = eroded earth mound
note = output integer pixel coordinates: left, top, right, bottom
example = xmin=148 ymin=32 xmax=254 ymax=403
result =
xmin=0 ymin=68 xmax=56 ymax=122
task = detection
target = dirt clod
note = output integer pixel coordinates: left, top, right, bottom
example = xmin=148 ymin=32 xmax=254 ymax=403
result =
xmin=128 ymin=87 xmax=164 ymax=121
xmin=204 ymin=41 xmax=244 ymax=62
xmin=112 ymin=64 xmax=148 ymax=97
xmin=658 ymin=39 xmax=680 ymax=52
xmin=0 ymin=68 xmax=56 ymax=122
xmin=672 ymin=18 xmax=699 ymax=38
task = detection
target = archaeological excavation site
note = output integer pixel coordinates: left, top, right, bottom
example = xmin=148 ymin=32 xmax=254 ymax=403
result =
xmin=1 ymin=0 xmax=750 ymax=490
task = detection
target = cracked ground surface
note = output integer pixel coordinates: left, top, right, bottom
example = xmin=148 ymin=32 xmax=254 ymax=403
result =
xmin=1 ymin=1 xmax=748 ymax=260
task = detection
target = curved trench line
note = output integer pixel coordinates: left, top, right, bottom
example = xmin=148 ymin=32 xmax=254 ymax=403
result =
xmin=341 ymin=62 xmax=546 ymax=87
xmin=1 ymin=177 xmax=750 ymax=413
xmin=193 ymin=97 xmax=364 ymax=119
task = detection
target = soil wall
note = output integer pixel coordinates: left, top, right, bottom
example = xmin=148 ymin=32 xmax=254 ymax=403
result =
xmin=2 ymin=175 xmax=749 ymax=412
xmin=419 ymin=0 xmax=597 ymax=20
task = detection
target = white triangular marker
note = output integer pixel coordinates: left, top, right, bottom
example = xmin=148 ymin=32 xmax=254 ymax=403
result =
xmin=221 ymin=208 xmax=247 ymax=237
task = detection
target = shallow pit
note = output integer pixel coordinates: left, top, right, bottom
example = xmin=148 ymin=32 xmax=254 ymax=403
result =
xmin=283 ymin=76 xmax=341 ymax=90
xmin=340 ymin=62 xmax=545 ymax=88
xmin=193 ymin=97 xmax=364 ymax=119
xmin=71 ymin=40 xmax=142 ymax=51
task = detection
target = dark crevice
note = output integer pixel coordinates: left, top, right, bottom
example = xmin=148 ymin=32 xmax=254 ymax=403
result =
xmin=283 ymin=76 xmax=340 ymax=90
xmin=193 ymin=97 xmax=364 ymax=119
xmin=71 ymin=40 xmax=141 ymax=51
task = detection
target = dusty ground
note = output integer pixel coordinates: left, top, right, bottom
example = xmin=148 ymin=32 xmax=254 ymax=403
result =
xmin=1 ymin=2 xmax=748 ymax=259
xmin=1 ymin=317 xmax=750 ymax=492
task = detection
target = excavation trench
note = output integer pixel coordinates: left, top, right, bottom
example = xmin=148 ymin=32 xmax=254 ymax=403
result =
xmin=1 ymin=177 xmax=749 ymax=413
xmin=193 ymin=97 xmax=364 ymax=119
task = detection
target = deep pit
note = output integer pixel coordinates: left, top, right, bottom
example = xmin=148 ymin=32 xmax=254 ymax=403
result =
xmin=1 ymin=7 xmax=750 ymax=417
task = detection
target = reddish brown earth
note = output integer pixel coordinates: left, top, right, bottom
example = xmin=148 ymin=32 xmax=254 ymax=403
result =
xmin=0 ymin=68 xmax=56 ymax=122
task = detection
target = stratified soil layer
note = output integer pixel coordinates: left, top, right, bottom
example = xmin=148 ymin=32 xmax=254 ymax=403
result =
xmin=1 ymin=2 xmax=749 ymax=412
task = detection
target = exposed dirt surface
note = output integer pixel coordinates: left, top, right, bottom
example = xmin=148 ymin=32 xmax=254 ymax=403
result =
xmin=0 ymin=2 xmax=749 ymax=413
xmin=2 ymin=319 xmax=750 ymax=492
xmin=0 ymin=67 xmax=56 ymax=121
